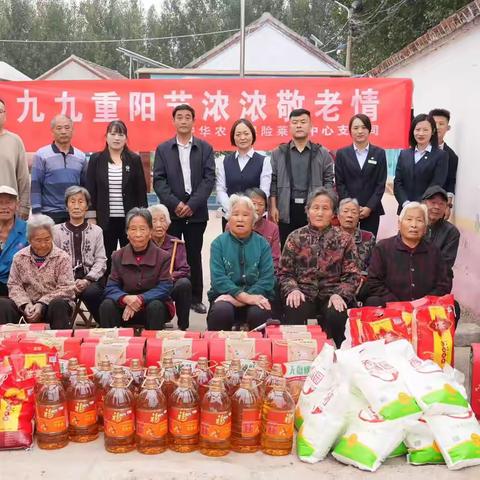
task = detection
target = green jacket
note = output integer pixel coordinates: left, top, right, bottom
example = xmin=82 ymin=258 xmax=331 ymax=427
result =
xmin=208 ymin=231 xmax=275 ymax=302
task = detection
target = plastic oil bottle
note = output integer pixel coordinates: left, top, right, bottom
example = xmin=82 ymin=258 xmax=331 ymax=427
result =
xmin=264 ymin=364 xmax=284 ymax=397
xmin=261 ymin=377 xmax=295 ymax=456
xmin=225 ymin=359 xmax=243 ymax=397
xmin=199 ymin=377 xmax=231 ymax=457
xmin=62 ymin=357 xmax=79 ymax=390
xmin=67 ymin=366 xmax=98 ymax=443
xmin=168 ymin=373 xmax=199 ymax=453
xmin=231 ymin=374 xmax=262 ymax=453
xmin=195 ymin=357 xmax=213 ymax=403
xmin=35 ymin=371 xmax=69 ymax=450
xmin=162 ymin=356 xmax=178 ymax=403
xmin=103 ymin=372 xmax=135 ymax=453
xmin=136 ymin=375 xmax=168 ymax=454
xmin=93 ymin=359 xmax=112 ymax=431
xmin=180 ymin=365 xmax=198 ymax=390
xmin=128 ymin=359 xmax=145 ymax=397
xmin=210 ymin=365 xmax=227 ymax=390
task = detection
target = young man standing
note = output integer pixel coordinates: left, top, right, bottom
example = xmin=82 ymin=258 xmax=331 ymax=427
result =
xmin=429 ymin=108 xmax=458 ymax=219
xmin=153 ymin=104 xmax=215 ymax=315
xmin=269 ymin=108 xmax=334 ymax=247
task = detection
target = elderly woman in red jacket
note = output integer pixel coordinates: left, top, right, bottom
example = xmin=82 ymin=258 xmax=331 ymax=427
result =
xmin=99 ymin=208 xmax=173 ymax=330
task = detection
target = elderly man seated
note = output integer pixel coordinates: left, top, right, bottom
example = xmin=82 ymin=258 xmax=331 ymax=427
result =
xmin=365 ymin=202 xmax=451 ymax=307
xmin=207 ymin=194 xmax=275 ymax=331
xmin=0 ymin=214 xmax=75 ymax=329
xmin=0 ymin=186 xmax=28 ymax=296
xmin=149 ymin=203 xmax=192 ymax=331
xmin=279 ymin=187 xmax=362 ymax=347
xmin=422 ymin=186 xmax=460 ymax=278
xmin=53 ymin=186 xmax=107 ymax=324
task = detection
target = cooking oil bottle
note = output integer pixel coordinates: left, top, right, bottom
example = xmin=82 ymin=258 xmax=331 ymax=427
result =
xmin=67 ymin=366 xmax=98 ymax=443
xmin=210 ymin=365 xmax=227 ymax=390
xmin=136 ymin=375 xmax=168 ymax=454
xmin=180 ymin=365 xmax=198 ymax=390
xmin=199 ymin=377 xmax=231 ymax=457
xmin=244 ymin=368 xmax=261 ymax=398
xmin=168 ymin=373 xmax=199 ymax=453
xmin=128 ymin=359 xmax=145 ymax=397
xmin=195 ymin=357 xmax=213 ymax=403
xmin=93 ymin=360 xmax=112 ymax=431
xmin=34 ymin=365 xmax=53 ymax=395
xmin=35 ymin=371 xmax=69 ymax=450
xmin=231 ymin=374 xmax=262 ymax=453
xmin=261 ymin=377 xmax=295 ymax=456
xmin=62 ymin=357 xmax=79 ymax=390
xmin=225 ymin=359 xmax=243 ymax=397
xmin=103 ymin=372 xmax=135 ymax=453
xmin=264 ymin=364 xmax=284 ymax=397
xmin=162 ymin=356 xmax=178 ymax=402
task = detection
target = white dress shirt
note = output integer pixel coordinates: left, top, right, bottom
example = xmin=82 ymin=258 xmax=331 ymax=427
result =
xmin=414 ymin=143 xmax=432 ymax=164
xmin=354 ymin=143 xmax=369 ymax=169
xmin=176 ymin=136 xmax=193 ymax=194
xmin=216 ymin=148 xmax=272 ymax=214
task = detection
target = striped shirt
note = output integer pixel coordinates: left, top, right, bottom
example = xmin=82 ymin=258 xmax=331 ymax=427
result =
xmin=108 ymin=163 xmax=124 ymax=217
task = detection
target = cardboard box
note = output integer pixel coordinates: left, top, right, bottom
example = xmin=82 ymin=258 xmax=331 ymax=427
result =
xmin=202 ymin=331 xmax=262 ymax=339
xmin=209 ymin=338 xmax=271 ymax=370
xmin=145 ymin=338 xmax=208 ymax=367
xmin=265 ymin=325 xmax=323 ymax=338
xmin=0 ymin=323 xmax=48 ymax=332
xmin=73 ymin=328 xmax=134 ymax=339
xmin=20 ymin=336 xmax=81 ymax=360
xmin=471 ymin=344 xmax=480 ymax=419
xmin=79 ymin=339 xmax=145 ymax=367
xmin=141 ymin=330 xmax=201 ymax=339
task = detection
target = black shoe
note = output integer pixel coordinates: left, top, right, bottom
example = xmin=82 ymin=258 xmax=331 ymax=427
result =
xmin=191 ymin=302 xmax=207 ymax=314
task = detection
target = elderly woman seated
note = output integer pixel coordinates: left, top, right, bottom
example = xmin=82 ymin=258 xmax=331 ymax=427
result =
xmin=207 ymin=194 xmax=275 ymax=331
xmin=99 ymin=208 xmax=173 ymax=330
xmin=279 ymin=187 xmax=362 ymax=347
xmin=0 ymin=214 xmax=75 ymax=329
xmin=53 ymin=186 xmax=107 ymax=324
xmin=0 ymin=186 xmax=28 ymax=297
xmin=148 ymin=203 xmax=192 ymax=331
xmin=365 ymin=202 xmax=451 ymax=307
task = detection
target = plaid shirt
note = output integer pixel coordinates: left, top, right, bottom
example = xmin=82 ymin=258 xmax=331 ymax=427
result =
xmin=279 ymin=225 xmax=361 ymax=303
xmin=366 ymin=234 xmax=451 ymax=302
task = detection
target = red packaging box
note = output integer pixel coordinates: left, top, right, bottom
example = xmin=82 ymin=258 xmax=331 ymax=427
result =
xmin=79 ymin=338 xmax=145 ymax=367
xmin=471 ymin=344 xmax=480 ymax=419
xmin=266 ymin=325 xmax=323 ymax=338
xmin=145 ymin=338 xmax=208 ymax=367
xmin=82 ymin=336 xmax=145 ymax=345
xmin=0 ymin=323 xmax=48 ymax=332
xmin=19 ymin=336 xmax=81 ymax=360
xmin=141 ymin=330 xmax=201 ymax=339
xmin=73 ymin=327 xmax=134 ymax=339
xmin=271 ymin=337 xmax=328 ymax=402
xmin=202 ymin=331 xmax=262 ymax=339
xmin=209 ymin=338 xmax=271 ymax=369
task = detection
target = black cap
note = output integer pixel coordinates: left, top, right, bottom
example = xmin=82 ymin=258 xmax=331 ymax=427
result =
xmin=422 ymin=186 xmax=448 ymax=202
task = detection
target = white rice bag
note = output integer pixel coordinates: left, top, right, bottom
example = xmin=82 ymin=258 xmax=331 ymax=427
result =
xmin=405 ymin=418 xmax=445 ymax=465
xmin=339 ymin=340 xmax=422 ymax=420
xmin=426 ymin=411 xmax=480 ymax=470
xmin=391 ymin=340 xmax=468 ymax=415
xmin=332 ymin=406 xmax=407 ymax=472
xmin=296 ymin=344 xmax=350 ymax=463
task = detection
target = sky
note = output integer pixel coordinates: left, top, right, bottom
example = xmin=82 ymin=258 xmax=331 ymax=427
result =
xmin=141 ymin=0 xmax=163 ymax=12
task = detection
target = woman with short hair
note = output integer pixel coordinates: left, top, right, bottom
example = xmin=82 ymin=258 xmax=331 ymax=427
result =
xmin=2 ymin=214 xmax=75 ymax=329
xmin=279 ymin=187 xmax=361 ymax=347
xmin=207 ymin=194 xmax=275 ymax=331
xmin=53 ymin=185 xmax=107 ymax=323
xmin=216 ymin=118 xmax=272 ymax=230
xmin=149 ymin=203 xmax=192 ymax=330
xmin=99 ymin=208 xmax=173 ymax=330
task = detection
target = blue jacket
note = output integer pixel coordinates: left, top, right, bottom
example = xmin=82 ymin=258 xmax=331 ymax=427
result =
xmin=0 ymin=218 xmax=28 ymax=284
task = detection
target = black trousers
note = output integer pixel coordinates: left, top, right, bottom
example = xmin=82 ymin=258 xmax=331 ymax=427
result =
xmin=99 ymin=298 xmax=169 ymax=330
xmin=171 ymin=277 xmax=192 ymax=330
xmin=168 ymin=220 xmax=207 ymax=304
xmin=207 ymin=301 xmax=270 ymax=331
xmin=279 ymin=201 xmax=308 ymax=249
xmin=103 ymin=217 xmax=128 ymax=275
xmin=0 ymin=297 xmax=72 ymax=330
xmin=221 ymin=217 xmax=228 ymax=232
xmin=360 ymin=213 xmax=381 ymax=238
xmin=284 ymin=299 xmax=348 ymax=348
xmin=0 ymin=282 xmax=8 ymax=297
xmin=78 ymin=281 xmax=105 ymax=323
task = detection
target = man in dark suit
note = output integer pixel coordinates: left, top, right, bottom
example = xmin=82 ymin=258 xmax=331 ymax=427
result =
xmin=153 ymin=104 xmax=215 ymax=314
xmin=335 ymin=114 xmax=387 ymax=237
xmin=429 ymin=108 xmax=458 ymax=220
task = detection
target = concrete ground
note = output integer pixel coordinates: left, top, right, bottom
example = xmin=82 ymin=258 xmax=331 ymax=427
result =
xmin=2 ymin=192 xmax=479 ymax=479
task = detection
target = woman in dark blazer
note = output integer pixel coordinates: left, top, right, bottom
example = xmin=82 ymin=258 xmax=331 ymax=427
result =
xmin=393 ymin=113 xmax=448 ymax=214
xmin=335 ymin=113 xmax=387 ymax=237
xmin=86 ymin=120 xmax=148 ymax=272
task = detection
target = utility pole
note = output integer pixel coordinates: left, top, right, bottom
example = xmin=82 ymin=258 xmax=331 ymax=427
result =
xmin=240 ymin=0 xmax=246 ymax=77
xmin=333 ymin=1 xmax=352 ymax=72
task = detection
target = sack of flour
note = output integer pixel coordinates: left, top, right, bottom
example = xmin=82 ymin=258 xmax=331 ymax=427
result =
xmin=405 ymin=418 xmax=445 ymax=465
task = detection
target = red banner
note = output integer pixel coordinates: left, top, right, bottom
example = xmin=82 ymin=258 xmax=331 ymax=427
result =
xmin=0 ymin=78 xmax=412 ymax=152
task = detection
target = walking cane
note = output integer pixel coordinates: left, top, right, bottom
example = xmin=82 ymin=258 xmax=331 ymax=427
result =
xmin=169 ymin=238 xmax=185 ymax=274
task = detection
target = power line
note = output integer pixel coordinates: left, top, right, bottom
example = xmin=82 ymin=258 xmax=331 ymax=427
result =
xmin=0 ymin=28 xmax=239 ymax=45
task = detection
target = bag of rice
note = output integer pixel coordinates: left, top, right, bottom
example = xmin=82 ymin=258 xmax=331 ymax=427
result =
xmin=426 ymin=411 xmax=480 ymax=470
xmin=405 ymin=418 xmax=445 ymax=465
